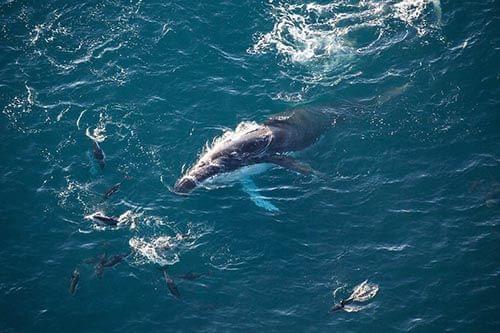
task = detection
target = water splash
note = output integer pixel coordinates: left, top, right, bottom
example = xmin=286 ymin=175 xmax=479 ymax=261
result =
xmin=332 ymin=280 xmax=379 ymax=312
xmin=249 ymin=0 xmax=442 ymax=85
xmin=394 ymin=0 xmax=442 ymax=36
xmin=350 ymin=280 xmax=379 ymax=302
xmin=251 ymin=1 xmax=441 ymax=62
xmin=117 ymin=210 xmax=141 ymax=229
xmin=249 ymin=2 xmax=360 ymax=63
xmin=129 ymin=233 xmax=195 ymax=266
xmin=343 ymin=303 xmax=374 ymax=312
xmin=84 ymin=110 xmax=109 ymax=143
xmin=205 ymin=121 xmax=264 ymax=158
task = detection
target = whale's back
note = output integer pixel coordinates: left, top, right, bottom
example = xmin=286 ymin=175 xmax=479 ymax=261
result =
xmin=265 ymin=108 xmax=333 ymax=152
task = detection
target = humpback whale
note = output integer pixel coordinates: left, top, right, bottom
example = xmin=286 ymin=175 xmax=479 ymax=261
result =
xmin=173 ymin=108 xmax=336 ymax=203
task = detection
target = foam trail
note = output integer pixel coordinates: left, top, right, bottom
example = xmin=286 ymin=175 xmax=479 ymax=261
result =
xmin=240 ymin=177 xmax=279 ymax=212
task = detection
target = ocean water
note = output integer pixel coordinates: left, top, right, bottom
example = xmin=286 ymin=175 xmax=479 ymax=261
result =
xmin=1 ymin=0 xmax=499 ymax=332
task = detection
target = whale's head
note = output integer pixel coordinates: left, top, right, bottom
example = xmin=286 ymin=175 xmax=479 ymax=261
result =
xmin=173 ymin=123 xmax=271 ymax=195
xmin=173 ymin=176 xmax=197 ymax=194
xmin=173 ymin=160 xmax=225 ymax=195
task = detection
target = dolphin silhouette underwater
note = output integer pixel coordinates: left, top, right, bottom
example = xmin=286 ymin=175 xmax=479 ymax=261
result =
xmin=173 ymin=108 xmax=338 ymax=210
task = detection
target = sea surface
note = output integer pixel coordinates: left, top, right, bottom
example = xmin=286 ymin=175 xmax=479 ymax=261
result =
xmin=1 ymin=0 xmax=499 ymax=332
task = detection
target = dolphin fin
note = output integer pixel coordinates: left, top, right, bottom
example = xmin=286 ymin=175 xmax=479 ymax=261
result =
xmin=240 ymin=177 xmax=279 ymax=212
xmin=266 ymin=155 xmax=323 ymax=177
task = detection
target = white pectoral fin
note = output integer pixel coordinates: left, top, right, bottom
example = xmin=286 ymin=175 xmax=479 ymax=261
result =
xmin=240 ymin=177 xmax=279 ymax=212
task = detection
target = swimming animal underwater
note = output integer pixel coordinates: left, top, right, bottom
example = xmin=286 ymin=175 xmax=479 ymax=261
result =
xmin=163 ymin=268 xmax=181 ymax=299
xmin=101 ymin=253 xmax=130 ymax=268
xmin=173 ymin=108 xmax=336 ymax=210
xmin=89 ymin=252 xmax=130 ymax=278
xmin=103 ymin=182 xmax=121 ymax=200
xmin=175 ymin=272 xmax=205 ymax=281
xmin=92 ymin=140 xmax=105 ymax=170
xmin=69 ymin=268 xmax=80 ymax=295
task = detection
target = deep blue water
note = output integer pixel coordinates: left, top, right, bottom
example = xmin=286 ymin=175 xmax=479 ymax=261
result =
xmin=1 ymin=0 xmax=499 ymax=332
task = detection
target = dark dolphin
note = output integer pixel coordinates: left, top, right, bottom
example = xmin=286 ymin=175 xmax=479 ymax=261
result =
xmin=93 ymin=253 xmax=129 ymax=278
xmin=103 ymin=183 xmax=121 ymax=200
xmin=95 ymin=254 xmax=107 ymax=279
xmin=92 ymin=140 xmax=105 ymax=170
xmin=175 ymin=272 xmax=204 ymax=281
xmin=90 ymin=214 xmax=120 ymax=227
xmin=174 ymin=108 xmax=336 ymax=194
xmin=69 ymin=268 xmax=80 ymax=295
xmin=331 ymin=298 xmax=353 ymax=312
xmin=101 ymin=253 xmax=129 ymax=268
xmin=162 ymin=269 xmax=181 ymax=299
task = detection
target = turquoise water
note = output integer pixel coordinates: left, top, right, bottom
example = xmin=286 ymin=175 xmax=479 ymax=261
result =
xmin=1 ymin=0 xmax=499 ymax=331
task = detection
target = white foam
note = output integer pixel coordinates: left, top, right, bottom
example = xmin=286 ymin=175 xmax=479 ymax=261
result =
xmin=394 ymin=0 xmax=442 ymax=36
xmin=203 ymin=121 xmax=263 ymax=159
xmin=375 ymin=243 xmax=410 ymax=251
xmin=129 ymin=233 xmax=191 ymax=266
xmin=117 ymin=210 xmax=142 ymax=229
xmin=85 ymin=113 xmax=108 ymax=142
xmin=350 ymin=280 xmax=379 ymax=302
xmin=343 ymin=303 xmax=373 ymax=312
xmin=56 ymin=107 xmax=70 ymax=122
xmin=333 ymin=280 xmax=379 ymax=312
xmin=249 ymin=2 xmax=355 ymax=63
xmin=249 ymin=0 xmax=442 ymax=66
xmin=25 ymin=83 xmax=34 ymax=105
